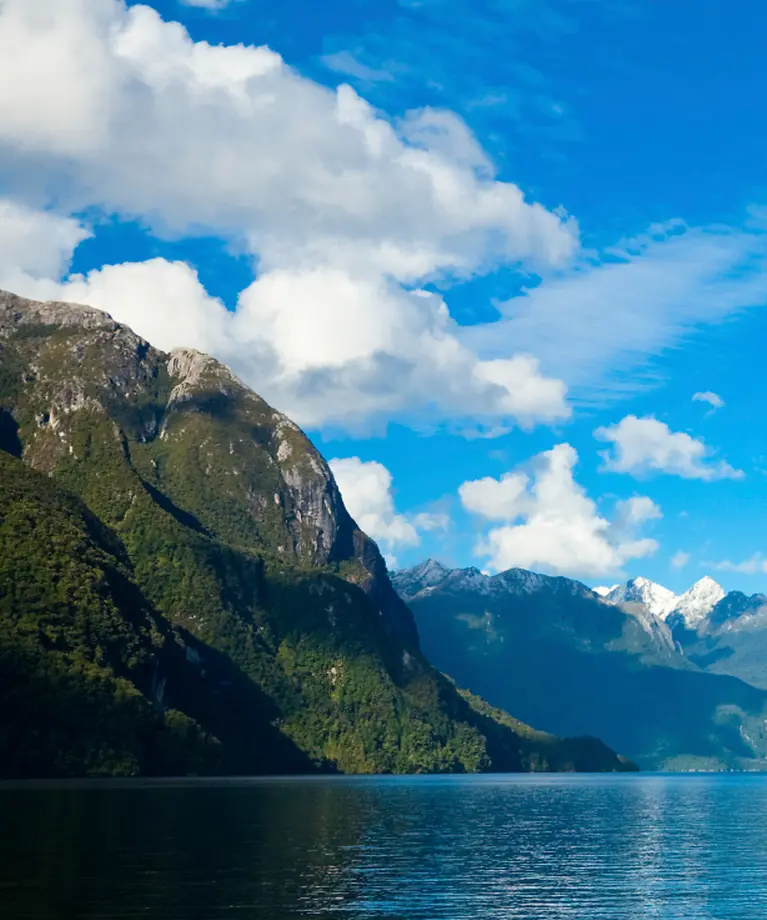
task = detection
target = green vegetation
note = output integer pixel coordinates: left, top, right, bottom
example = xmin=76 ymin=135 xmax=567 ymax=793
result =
xmin=0 ymin=291 xmax=633 ymax=776
xmin=0 ymin=452 xmax=219 ymax=776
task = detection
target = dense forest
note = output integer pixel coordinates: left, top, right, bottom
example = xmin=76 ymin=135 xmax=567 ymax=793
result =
xmin=0 ymin=289 xmax=636 ymax=776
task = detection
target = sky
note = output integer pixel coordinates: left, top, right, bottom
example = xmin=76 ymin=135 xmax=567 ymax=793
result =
xmin=3 ymin=0 xmax=767 ymax=591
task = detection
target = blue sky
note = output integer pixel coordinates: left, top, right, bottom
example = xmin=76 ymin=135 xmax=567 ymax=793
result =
xmin=3 ymin=0 xmax=767 ymax=591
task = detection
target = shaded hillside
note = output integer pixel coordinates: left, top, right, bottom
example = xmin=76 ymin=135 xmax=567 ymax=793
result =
xmin=0 ymin=451 xmax=312 ymax=777
xmin=671 ymin=591 xmax=767 ymax=691
xmin=395 ymin=561 xmax=767 ymax=771
xmin=0 ymin=290 xmax=632 ymax=776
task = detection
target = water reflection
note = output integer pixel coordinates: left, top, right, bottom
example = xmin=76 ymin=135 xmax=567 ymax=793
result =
xmin=2 ymin=775 xmax=767 ymax=919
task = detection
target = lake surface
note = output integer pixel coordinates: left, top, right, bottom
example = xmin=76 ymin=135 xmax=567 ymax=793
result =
xmin=2 ymin=774 xmax=767 ymax=919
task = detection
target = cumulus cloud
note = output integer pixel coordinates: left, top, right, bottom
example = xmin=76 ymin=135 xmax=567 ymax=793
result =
xmin=693 ymin=391 xmax=725 ymax=411
xmin=458 ymin=471 xmax=529 ymax=521
xmin=671 ymin=551 xmax=690 ymax=569
xmin=459 ymin=443 xmax=660 ymax=578
xmin=329 ymin=457 xmax=419 ymax=567
xmin=0 ymin=0 xmax=577 ymax=266
xmin=0 ymin=200 xmax=91 ymax=286
xmin=615 ymin=496 xmax=662 ymax=527
xmin=7 ymin=243 xmax=569 ymax=431
xmin=2 ymin=1 xmax=767 ymax=434
xmin=329 ymin=457 xmax=453 ymax=566
xmin=0 ymin=0 xmax=577 ymax=433
xmin=15 ymin=257 xmax=234 ymax=357
xmin=595 ymin=416 xmax=744 ymax=481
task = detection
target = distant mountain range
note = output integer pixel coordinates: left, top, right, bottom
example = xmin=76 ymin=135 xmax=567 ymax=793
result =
xmin=598 ymin=575 xmax=767 ymax=692
xmin=594 ymin=575 xmax=726 ymax=628
xmin=393 ymin=561 xmax=767 ymax=771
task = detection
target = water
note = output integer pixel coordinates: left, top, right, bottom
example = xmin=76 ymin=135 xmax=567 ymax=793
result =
xmin=2 ymin=774 xmax=767 ymax=919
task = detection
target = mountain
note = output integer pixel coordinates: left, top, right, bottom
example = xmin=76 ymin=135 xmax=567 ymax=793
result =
xmin=394 ymin=561 xmax=767 ymax=771
xmin=671 ymin=591 xmax=767 ymax=691
xmin=605 ymin=575 xmax=767 ymax=691
xmin=593 ymin=585 xmax=618 ymax=597
xmin=0 ymin=450 xmax=310 ymax=777
xmin=605 ymin=576 xmax=679 ymax=619
xmin=0 ymin=289 xmax=633 ymax=776
xmin=602 ymin=576 xmax=725 ymax=628
xmin=672 ymin=576 xmax=726 ymax=628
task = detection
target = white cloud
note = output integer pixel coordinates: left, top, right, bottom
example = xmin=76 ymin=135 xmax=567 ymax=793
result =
xmin=329 ymin=457 xmax=419 ymax=557
xmin=2 ymin=1 xmax=767 ymax=438
xmin=459 ymin=443 xmax=659 ymax=578
xmin=15 ymin=257 xmax=234 ymax=357
xmin=329 ymin=458 xmax=454 ymax=565
xmin=7 ymin=247 xmax=570 ymax=431
xmin=0 ymin=0 xmax=577 ymax=433
xmin=595 ymin=416 xmax=744 ymax=481
xmin=693 ymin=391 xmax=725 ymax=411
xmin=0 ymin=199 xmax=91 ymax=285
xmin=321 ymin=51 xmax=396 ymax=84
xmin=462 ymin=223 xmax=767 ymax=405
xmin=712 ymin=554 xmax=767 ymax=575
xmin=458 ymin=471 xmax=529 ymax=521
xmin=0 ymin=2 xmax=576 ymax=269
xmin=412 ymin=511 xmax=450 ymax=532
xmin=615 ymin=496 xmax=662 ymax=527
xmin=671 ymin=550 xmax=690 ymax=569
xmin=179 ymin=0 xmax=233 ymax=8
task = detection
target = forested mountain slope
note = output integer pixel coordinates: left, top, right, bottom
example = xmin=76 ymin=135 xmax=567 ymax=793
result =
xmin=0 ymin=289 xmax=633 ymax=776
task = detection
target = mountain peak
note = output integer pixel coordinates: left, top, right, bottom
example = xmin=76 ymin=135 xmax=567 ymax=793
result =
xmin=605 ymin=577 xmax=678 ymax=619
xmin=691 ymin=575 xmax=722 ymax=591
xmin=673 ymin=576 xmax=725 ymax=628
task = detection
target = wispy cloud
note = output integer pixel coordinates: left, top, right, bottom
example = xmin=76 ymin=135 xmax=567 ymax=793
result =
xmin=693 ymin=391 xmax=725 ymax=412
xmin=317 ymin=0 xmax=621 ymax=150
xmin=321 ymin=51 xmax=396 ymax=84
xmin=464 ymin=223 xmax=767 ymax=405
xmin=178 ymin=0 xmax=237 ymax=9
xmin=711 ymin=554 xmax=767 ymax=575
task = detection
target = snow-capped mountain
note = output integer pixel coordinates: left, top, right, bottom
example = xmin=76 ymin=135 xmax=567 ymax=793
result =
xmin=400 ymin=566 xmax=728 ymax=634
xmin=603 ymin=577 xmax=679 ymax=619
xmin=593 ymin=584 xmax=618 ymax=597
xmin=672 ymin=576 xmax=726 ymax=628
xmin=392 ymin=558 xmax=767 ymax=770
xmin=393 ymin=560 xmax=588 ymax=603
xmin=600 ymin=575 xmax=725 ymax=629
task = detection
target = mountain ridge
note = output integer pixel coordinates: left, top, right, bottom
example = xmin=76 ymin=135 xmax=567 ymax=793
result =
xmin=394 ymin=559 xmax=767 ymax=770
xmin=0 ymin=288 xmax=634 ymax=776
xmin=600 ymin=575 xmax=726 ymax=627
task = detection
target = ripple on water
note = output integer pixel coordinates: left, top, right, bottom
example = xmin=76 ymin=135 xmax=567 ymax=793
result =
xmin=1 ymin=774 xmax=766 ymax=920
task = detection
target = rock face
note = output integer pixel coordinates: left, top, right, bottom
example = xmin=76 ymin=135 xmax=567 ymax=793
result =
xmin=0 ymin=288 xmax=633 ymax=777
xmin=394 ymin=560 xmax=767 ymax=771
xmin=0 ymin=289 xmax=414 ymax=646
